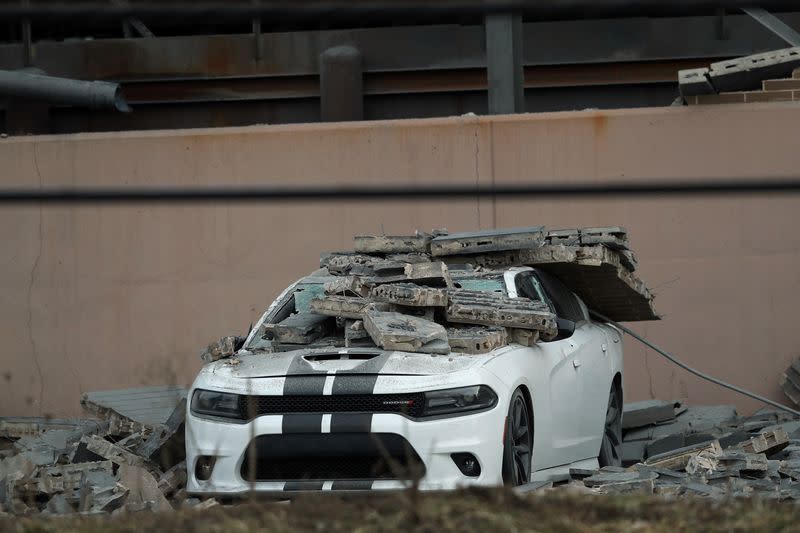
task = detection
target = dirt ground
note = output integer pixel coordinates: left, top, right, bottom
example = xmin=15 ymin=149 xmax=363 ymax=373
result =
xmin=5 ymin=488 xmax=800 ymax=533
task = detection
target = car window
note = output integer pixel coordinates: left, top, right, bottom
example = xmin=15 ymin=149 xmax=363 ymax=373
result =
xmin=532 ymin=269 xmax=585 ymax=323
xmin=515 ymin=272 xmax=546 ymax=303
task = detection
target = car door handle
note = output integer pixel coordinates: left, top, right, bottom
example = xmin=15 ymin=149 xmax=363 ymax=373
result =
xmin=572 ymin=359 xmax=581 ymax=368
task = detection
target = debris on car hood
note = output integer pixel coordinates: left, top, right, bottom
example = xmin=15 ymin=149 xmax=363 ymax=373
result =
xmin=236 ymin=225 xmax=657 ymax=361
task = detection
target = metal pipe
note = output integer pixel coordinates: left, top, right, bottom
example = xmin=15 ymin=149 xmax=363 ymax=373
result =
xmin=0 ymin=70 xmax=130 ymax=112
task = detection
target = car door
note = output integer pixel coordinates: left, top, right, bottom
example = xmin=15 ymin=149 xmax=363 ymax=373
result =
xmin=508 ymin=269 xmax=588 ymax=465
xmin=528 ymin=269 xmax=609 ymax=462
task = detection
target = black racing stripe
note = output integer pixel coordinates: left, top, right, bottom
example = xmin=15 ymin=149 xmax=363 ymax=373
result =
xmin=283 ymin=374 xmax=327 ymax=395
xmin=283 ymin=481 xmax=325 ymax=491
xmin=331 ymin=352 xmax=392 ymax=395
xmin=282 ymin=414 xmax=323 ymax=433
xmin=331 ymin=480 xmax=373 ymax=491
xmin=330 ymin=413 xmax=372 ymax=433
xmin=330 ymin=374 xmax=379 ymax=395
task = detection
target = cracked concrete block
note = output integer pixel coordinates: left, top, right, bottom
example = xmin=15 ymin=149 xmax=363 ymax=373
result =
xmin=430 ymin=226 xmax=546 ymax=257
xmin=402 ymin=261 xmax=453 ymax=287
xmin=739 ymin=427 xmax=790 ymax=456
xmin=81 ymin=435 xmax=159 ymax=472
xmin=322 ymin=253 xmax=382 ymax=275
xmin=200 ymin=336 xmax=237 ymax=363
xmin=344 ymin=320 xmax=370 ymax=345
xmin=447 ymin=326 xmax=508 ymax=354
xmin=118 ymin=464 xmax=172 ymax=513
xmin=678 ymin=67 xmax=715 ymax=96
xmin=157 ymin=460 xmax=186 ymax=497
xmin=81 ymin=386 xmax=187 ymax=434
xmin=363 ymin=309 xmax=449 ymax=354
xmin=45 ymin=493 xmax=74 ymax=515
xmin=646 ymin=440 xmax=722 ymax=471
xmin=579 ymin=226 xmax=628 ymax=250
xmin=709 ymin=47 xmax=800 ymax=93
xmin=354 ymin=232 xmax=432 ymax=254
xmin=264 ymin=312 xmax=333 ymax=344
xmin=621 ymin=440 xmax=647 ymax=467
xmin=506 ymin=328 xmax=539 ymax=347
xmin=309 ymin=296 xmax=384 ymax=319
xmin=135 ymin=399 xmax=186 ymax=459
xmin=386 ymin=253 xmax=431 ymax=264
xmin=446 ymin=289 xmax=557 ymax=336
xmin=324 ymin=276 xmax=373 ymax=297
xmin=622 ymin=400 xmax=677 ymax=429
xmin=17 ymin=461 xmax=113 ymax=496
xmin=370 ymin=283 xmax=448 ymax=307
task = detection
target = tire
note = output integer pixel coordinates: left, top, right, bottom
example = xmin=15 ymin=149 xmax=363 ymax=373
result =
xmin=598 ymin=380 xmax=623 ymax=467
xmin=502 ymin=388 xmax=532 ymax=486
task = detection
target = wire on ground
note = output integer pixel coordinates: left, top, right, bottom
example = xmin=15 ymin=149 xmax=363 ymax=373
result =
xmin=590 ymin=310 xmax=800 ymax=418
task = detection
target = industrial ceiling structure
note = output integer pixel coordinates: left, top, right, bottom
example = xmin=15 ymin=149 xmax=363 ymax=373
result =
xmin=1 ymin=2 xmax=799 ymax=134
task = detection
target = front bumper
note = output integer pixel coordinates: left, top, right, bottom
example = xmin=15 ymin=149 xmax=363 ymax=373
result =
xmin=185 ymin=403 xmax=507 ymax=495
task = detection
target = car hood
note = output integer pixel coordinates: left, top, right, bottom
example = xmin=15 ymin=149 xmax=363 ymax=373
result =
xmin=204 ymin=346 xmax=502 ymax=379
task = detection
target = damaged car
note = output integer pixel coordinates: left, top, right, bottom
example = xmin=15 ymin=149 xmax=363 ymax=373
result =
xmin=185 ymin=227 xmax=655 ymax=495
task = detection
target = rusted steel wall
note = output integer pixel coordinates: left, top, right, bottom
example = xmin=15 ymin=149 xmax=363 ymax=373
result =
xmin=2 ymin=104 xmax=800 ymax=417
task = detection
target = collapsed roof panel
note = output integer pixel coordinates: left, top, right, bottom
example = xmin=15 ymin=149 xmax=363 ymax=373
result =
xmin=521 ymin=244 xmax=658 ymax=322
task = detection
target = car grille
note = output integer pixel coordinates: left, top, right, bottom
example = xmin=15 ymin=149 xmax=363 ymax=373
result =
xmin=240 ymin=433 xmax=425 ymax=481
xmin=238 ymin=393 xmax=425 ymax=419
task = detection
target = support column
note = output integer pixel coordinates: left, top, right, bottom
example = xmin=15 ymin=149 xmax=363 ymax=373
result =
xmin=319 ymin=45 xmax=363 ymax=122
xmin=485 ymin=13 xmax=524 ymax=115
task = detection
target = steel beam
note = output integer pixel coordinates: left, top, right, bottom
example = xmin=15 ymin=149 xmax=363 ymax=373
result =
xmin=742 ymin=7 xmax=800 ymax=46
xmin=319 ymin=46 xmax=363 ymax=122
xmin=485 ymin=13 xmax=524 ymax=114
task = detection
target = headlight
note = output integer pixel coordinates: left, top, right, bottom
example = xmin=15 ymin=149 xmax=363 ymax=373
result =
xmin=190 ymin=389 xmax=243 ymax=420
xmin=420 ymin=386 xmax=498 ymax=417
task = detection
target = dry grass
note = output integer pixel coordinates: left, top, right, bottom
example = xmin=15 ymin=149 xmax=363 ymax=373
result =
xmin=4 ymin=488 xmax=800 ymax=533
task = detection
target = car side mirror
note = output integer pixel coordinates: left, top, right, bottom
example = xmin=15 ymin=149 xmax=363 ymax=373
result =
xmin=555 ymin=317 xmax=576 ymax=340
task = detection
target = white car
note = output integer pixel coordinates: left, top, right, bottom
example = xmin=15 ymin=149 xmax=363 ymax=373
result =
xmin=185 ymin=266 xmax=624 ymax=495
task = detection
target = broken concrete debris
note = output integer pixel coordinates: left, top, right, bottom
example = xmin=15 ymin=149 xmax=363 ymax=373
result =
xmin=573 ymin=402 xmax=800 ymax=500
xmin=363 ymin=309 xmax=450 ymax=354
xmin=213 ymin=225 xmax=656 ymax=358
xmin=679 ymin=47 xmax=800 ymax=104
xmin=430 ymin=226 xmax=546 ymax=257
xmin=0 ymin=386 xmax=192 ymax=517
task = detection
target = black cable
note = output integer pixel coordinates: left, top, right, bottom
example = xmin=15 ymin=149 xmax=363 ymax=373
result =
xmin=1 ymin=1 xmax=798 ymax=22
xmin=589 ymin=310 xmax=800 ymax=418
xmin=1 ymin=179 xmax=800 ymax=205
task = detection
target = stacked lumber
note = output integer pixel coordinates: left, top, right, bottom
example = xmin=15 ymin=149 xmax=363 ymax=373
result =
xmin=244 ymin=225 xmax=657 ymax=356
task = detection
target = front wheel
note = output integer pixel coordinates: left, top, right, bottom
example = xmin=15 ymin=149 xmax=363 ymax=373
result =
xmin=598 ymin=380 xmax=623 ymax=467
xmin=502 ymin=388 xmax=532 ymax=485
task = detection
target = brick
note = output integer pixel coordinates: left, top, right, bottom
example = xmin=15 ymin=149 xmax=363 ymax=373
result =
xmin=762 ymin=78 xmax=800 ymax=91
xmin=743 ymin=90 xmax=795 ymax=103
xmin=691 ymin=92 xmax=746 ymax=105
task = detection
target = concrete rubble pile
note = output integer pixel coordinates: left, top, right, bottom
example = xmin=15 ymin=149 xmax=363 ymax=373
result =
xmin=214 ymin=225 xmax=657 ymax=361
xmin=0 ymin=386 xmax=203 ymax=517
xmin=567 ymin=402 xmax=800 ymax=500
